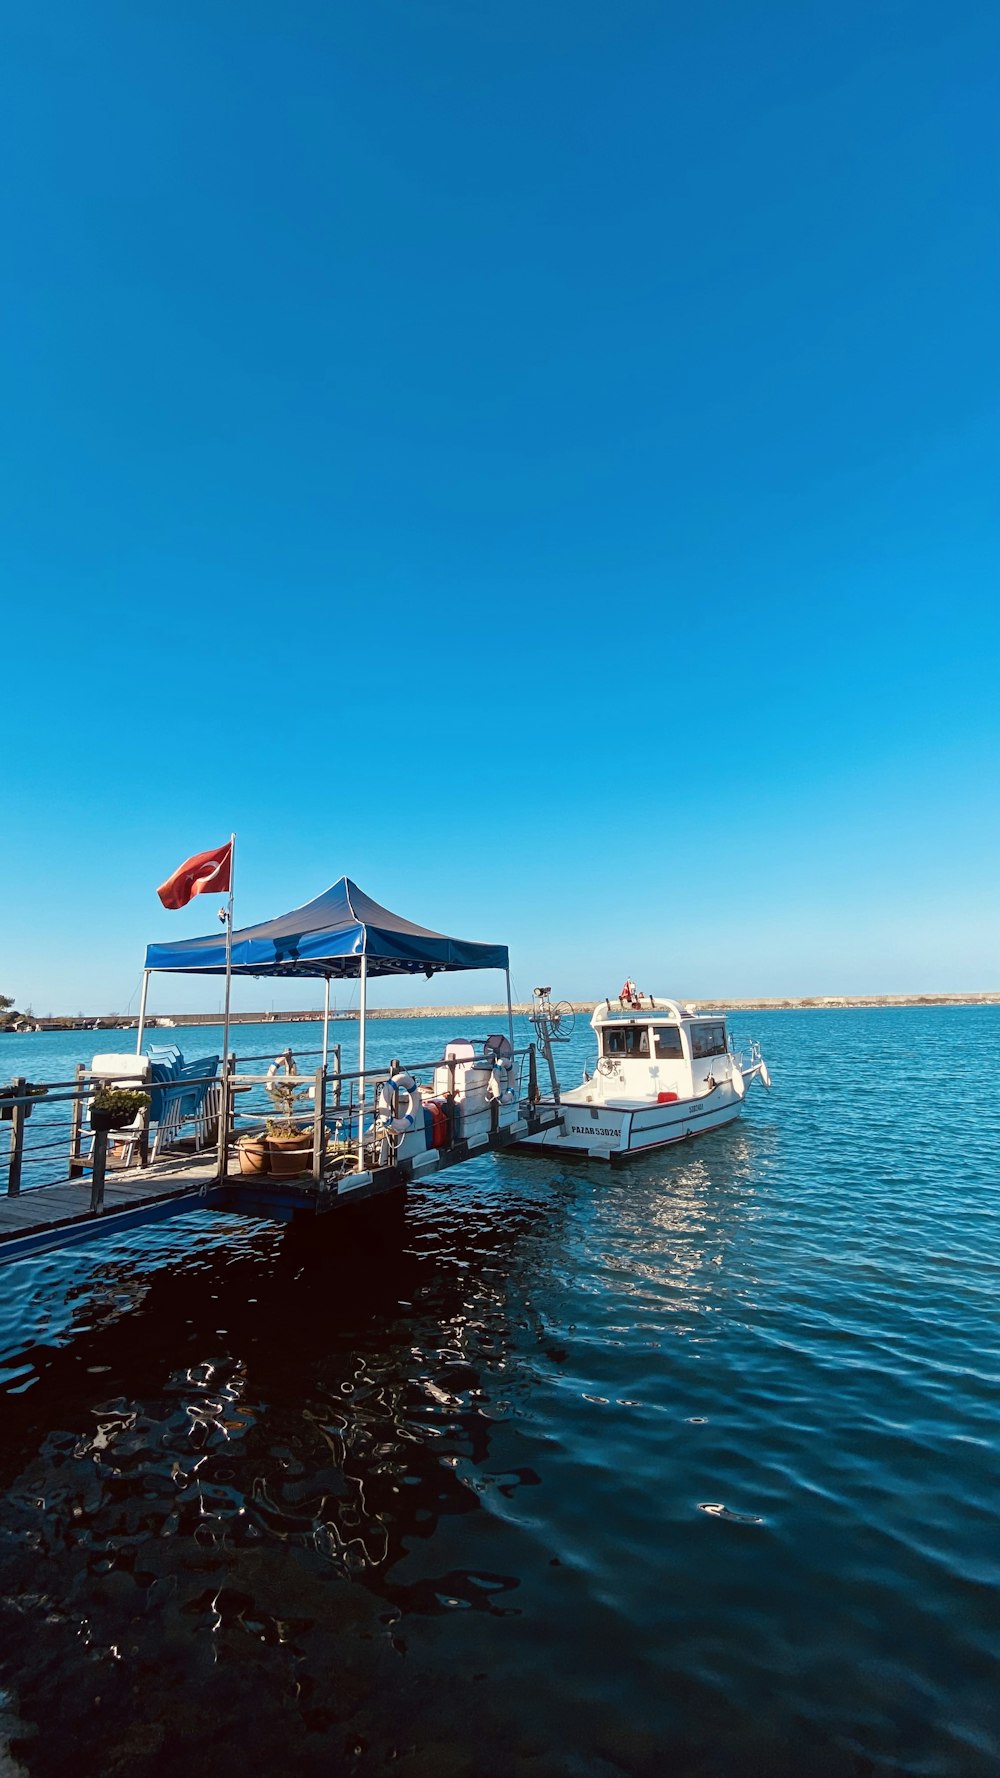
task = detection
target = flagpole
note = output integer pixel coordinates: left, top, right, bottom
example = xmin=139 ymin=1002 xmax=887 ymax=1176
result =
xmin=215 ymin=834 xmax=236 ymax=1184
xmin=135 ymin=970 xmax=151 ymax=1057
xmin=222 ymin=833 xmax=236 ymax=1070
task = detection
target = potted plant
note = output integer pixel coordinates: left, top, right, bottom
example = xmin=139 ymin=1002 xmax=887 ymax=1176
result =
xmin=263 ymin=1050 xmax=313 ymax=1177
xmin=0 ymin=1083 xmax=48 ymax=1121
xmin=237 ymin=1131 xmax=270 ymax=1177
xmin=90 ymin=1086 xmax=149 ymax=1133
xmin=265 ymin=1118 xmax=313 ymax=1177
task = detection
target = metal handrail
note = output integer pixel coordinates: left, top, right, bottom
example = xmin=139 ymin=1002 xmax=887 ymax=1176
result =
xmin=4 ymin=1039 xmax=535 ymax=1197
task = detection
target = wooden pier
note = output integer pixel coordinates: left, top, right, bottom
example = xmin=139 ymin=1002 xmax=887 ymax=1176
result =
xmin=0 ymin=1151 xmax=222 ymax=1263
xmin=0 ymin=1102 xmax=564 ymax=1267
xmin=1 ymin=873 xmax=574 ymax=1267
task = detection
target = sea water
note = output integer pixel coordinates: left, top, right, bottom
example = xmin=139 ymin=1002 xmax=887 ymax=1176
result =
xmin=0 ymin=1006 xmax=997 ymax=1776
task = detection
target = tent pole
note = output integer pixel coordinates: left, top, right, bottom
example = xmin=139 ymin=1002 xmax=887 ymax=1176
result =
xmin=135 ymin=970 xmax=151 ymax=1056
xmin=322 ymin=976 xmax=331 ymax=1070
xmin=504 ymin=967 xmax=514 ymax=1050
xmin=357 ymin=953 xmax=367 ymax=1171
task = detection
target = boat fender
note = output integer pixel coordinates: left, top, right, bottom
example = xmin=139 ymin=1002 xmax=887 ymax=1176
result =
xmin=378 ymin=1071 xmax=422 ymax=1134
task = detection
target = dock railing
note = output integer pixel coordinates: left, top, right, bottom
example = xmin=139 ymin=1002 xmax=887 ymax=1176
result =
xmin=2 ymin=1037 xmax=541 ymax=1201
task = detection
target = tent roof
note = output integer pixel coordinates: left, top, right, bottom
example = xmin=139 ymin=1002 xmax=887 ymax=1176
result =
xmin=143 ymin=876 xmax=509 ymax=980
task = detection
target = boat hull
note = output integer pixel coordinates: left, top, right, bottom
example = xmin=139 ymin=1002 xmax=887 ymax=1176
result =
xmin=518 ymin=1076 xmax=748 ymax=1163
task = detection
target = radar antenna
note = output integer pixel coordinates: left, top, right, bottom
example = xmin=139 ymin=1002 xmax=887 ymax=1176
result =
xmin=528 ymin=988 xmax=576 ymax=1104
xmin=529 ymin=987 xmax=576 ymax=1044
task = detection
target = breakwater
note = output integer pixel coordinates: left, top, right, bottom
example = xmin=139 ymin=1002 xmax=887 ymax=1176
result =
xmin=8 ymin=991 xmax=1000 ymax=1033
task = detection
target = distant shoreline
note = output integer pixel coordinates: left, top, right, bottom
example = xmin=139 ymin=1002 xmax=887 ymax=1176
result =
xmin=6 ymin=993 xmax=999 ymax=1032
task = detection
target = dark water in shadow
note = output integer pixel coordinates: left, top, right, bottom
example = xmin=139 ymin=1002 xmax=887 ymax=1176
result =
xmin=1 ymin=1007 xmax=998 ymax=1776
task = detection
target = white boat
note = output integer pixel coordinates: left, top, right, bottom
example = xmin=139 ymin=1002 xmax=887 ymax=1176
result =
xmin=520 ymin=982 xmax=770 ymax=1163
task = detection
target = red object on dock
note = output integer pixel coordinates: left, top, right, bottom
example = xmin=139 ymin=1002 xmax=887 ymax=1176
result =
xmin=424 ymin=1100 xmax=449 ymax=1148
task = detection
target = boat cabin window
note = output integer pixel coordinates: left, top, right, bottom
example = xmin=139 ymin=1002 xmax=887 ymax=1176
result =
xmin=653 ymin=1026 xmax=684 ymax=1059
xmin=602 ymin=1026 xmax=650 ymax=1058
xmin=689 ymin=1021 xmax=727 ymax=1059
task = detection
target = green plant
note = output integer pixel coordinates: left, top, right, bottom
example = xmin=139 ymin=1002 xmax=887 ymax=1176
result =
xmin=0 ymin=1082 xmax=48 ymax=1117
xmin=265 ymin=1117 xmax=310 ymax=1141
xmin=92 ymin=1086 xmax=150 ymax=1122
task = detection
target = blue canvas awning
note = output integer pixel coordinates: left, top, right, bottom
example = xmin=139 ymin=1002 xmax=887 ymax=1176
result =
xmin=143 ymin=876 xmax=509 ymax=980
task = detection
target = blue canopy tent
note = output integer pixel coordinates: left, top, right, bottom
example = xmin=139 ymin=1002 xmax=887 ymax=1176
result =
xmin=136 ymin=880 xmax=513 ymax=1160
xmin=142 ymin=876 xmax=509 ymax=982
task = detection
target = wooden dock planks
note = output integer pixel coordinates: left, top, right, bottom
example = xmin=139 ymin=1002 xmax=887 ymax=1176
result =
xmin=0 ymin=1152 xmax=220 ymax=1251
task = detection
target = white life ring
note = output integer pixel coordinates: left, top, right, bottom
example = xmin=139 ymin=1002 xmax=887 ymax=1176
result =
xmin=378 ymin=1070 xmax=422 ymax=1134
xmin=486 ymin=1057 xmax=516 ymax=1107
xmin=265 ymin=1051 xmax=303 ymax=1108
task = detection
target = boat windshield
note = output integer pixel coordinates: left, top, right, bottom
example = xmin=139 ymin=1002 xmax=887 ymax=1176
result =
xmin=689 ymin=1021 xmax=727 ymax=1058
xmin=653 ymin=1026 xmax=683 ymax=1059
xmin=602 ymin=1026 xmax=650 ymax=1058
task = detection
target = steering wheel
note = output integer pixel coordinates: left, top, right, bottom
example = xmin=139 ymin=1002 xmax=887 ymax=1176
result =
xmin=597 ymin=1057 xmax=617 ymax=1076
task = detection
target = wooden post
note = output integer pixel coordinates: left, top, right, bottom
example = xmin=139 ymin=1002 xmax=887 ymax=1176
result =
xmin=139 ymin=1090 xmax=151 ymax=1169
xmin=7 ymin=1079 xmax=26 ymax=1197
xmin=312 ymin=1065 xmax=325 ymax=1185
xmin=69 ymin=1064 xmax=86 ymax=1179
xmin=90 ymin=1129 xmax=108 ymax=1213
xmin=528 ymin=1045 xmax=539 ymax=1105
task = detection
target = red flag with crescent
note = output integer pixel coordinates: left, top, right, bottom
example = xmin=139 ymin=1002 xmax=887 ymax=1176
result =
xmin=157 ymin=842 xmax=233 ymax=910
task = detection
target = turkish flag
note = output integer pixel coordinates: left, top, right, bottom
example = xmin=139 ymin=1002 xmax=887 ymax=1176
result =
xmin=157 ymin=842 xmax=233 ymax=910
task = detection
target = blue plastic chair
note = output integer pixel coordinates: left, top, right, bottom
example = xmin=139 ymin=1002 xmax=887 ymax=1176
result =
xmin=151 ymin=1055 xmax=220 ymax=1158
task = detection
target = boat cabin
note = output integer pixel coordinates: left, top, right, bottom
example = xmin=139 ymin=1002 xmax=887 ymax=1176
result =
xmin=586 ymin=999 xmax=732 ymax=1104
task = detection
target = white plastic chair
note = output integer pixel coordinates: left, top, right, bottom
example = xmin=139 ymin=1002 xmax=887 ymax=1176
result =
xmin=86 ymin=1053 xmax=152 ymax=1168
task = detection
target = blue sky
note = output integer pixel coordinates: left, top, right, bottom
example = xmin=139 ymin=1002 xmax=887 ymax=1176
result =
xmin=2 ymin=0 xmax=998 ymax=1013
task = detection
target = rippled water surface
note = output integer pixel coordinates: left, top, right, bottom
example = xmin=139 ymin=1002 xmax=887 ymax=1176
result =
xmin=1 ymin=1008 xmax=998 ymax=1777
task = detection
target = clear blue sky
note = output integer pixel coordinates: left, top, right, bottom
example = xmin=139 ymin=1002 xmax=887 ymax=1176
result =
xmin=2 ymin=1 xmax=998 ymax=1013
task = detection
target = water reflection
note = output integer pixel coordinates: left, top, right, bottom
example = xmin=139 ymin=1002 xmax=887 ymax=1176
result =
xmin=1 ymin=1012 xmax=999 ymax=1778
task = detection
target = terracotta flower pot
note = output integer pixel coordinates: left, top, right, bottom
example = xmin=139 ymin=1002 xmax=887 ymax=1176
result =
xmin=267 ymin=1132 xmax=313 ymax=1178
xmin=238 ymin=1136 xmax=270 ymax=1177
